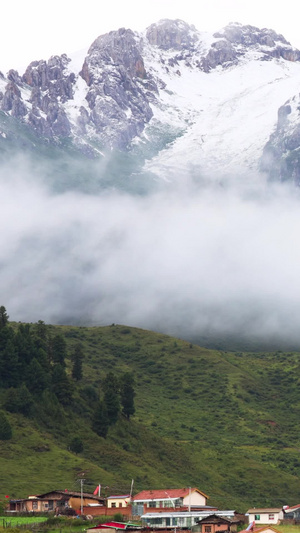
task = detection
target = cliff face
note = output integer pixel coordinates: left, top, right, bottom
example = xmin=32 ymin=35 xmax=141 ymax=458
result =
xmin=79 ymin=27 xmax=154 ymax=149
xmin=261 ymin=96 xmax=300 ymax=185
xmin=0 ymin=19 xmax=300 ymax=183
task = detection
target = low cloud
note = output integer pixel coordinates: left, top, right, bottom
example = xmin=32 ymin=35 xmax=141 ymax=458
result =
xmin=2 ymin=153 xmax=300 ymax=348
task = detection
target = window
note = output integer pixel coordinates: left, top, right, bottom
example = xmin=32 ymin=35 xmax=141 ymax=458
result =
xmin=32 ymin=501 xmax=38 ymax=510
xmin=255 ymin=515 xmax=260 ymax=521
xmin=269 ymin=514 xmax=275 ymax=520
xmin=112 ymin=503 xmax=116 ymax=508
xmin=149 ymin=502 xmax=156 ymax=508
xmin=119 ymin=503 xmax=122 ymax=507
xmin=205 ymin=527 xmax=212 ymax=533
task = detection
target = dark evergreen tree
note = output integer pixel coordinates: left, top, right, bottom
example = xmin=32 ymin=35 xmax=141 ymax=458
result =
xmin=32 ymin=321 xmax=48 ymax=353
xmin=49 ymin=334 xmax=67 ymax=367
xmin=69 ymin=436 xmax=84 ymax=454
xmin=51 ymin=364 xmax=73 ymax=405
xmin=39 ymin=389 xmax=64 ymax=423
xmin=120 ymin=372 xmax=135 ymax=419
xmin=25 ymin=358 xmax=49 ymax=394
xmin=103 ymin=372 xmax=120 ymax=425
xmin=0 ymin=323 xmax=15 ymax=352
xmin=0 ymin=306 xmax=9 ymax=329
xmin=4 ymin=385 xmax=33 ymax=416
xmin=0 ymin=411 xmax=12 ymax=440
xmin=0 ymin=339 xmax=20 ymax=388
xmin=34 ymin=320 xmax=48 ymax=341
xmin=92 ymin=400 xmax=109 ymax=438
xmin=15 ymin=324 xmax=35 ymax=369
xmin=71 ymin=343 xmax=84 ymax=381
xmin=35 ymin=347 xmax=50 ymax=372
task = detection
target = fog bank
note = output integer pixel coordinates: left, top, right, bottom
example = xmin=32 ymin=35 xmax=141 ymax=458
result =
xmin=2 ymin=156 xmax=300 ymax=348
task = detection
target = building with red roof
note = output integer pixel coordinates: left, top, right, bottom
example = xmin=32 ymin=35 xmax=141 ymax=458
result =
xmin=132 ymin=488 xmax=208 ymax=510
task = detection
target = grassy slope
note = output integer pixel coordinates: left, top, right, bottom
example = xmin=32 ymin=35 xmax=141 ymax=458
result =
xmin=1 ymin=323 xmax=300 ymax=512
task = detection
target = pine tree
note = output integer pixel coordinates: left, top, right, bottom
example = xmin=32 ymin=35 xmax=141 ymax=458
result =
xmin=120 ymin=372 xmax=135 ymax=419
xmin=92 ymin=401 xmax=109 ymax=438
xmin=69 ymin=436 xmax=84 ymax=454
xmin=52 ymin=364 xmax=73 ymax=405
xmin=25 ymin=358 xmax=49 ymax=394
xmin=0 ymin=411 xmax=12 ymax=440
xmin=71 ymin=343 xmax=84 ymax=381
xmin=103 ymin=372 xmax=120 ymax=425
xmin=34 ymin=320 xmax=48 ymax=341
xmin=0 ymin=339 xmax=20 ymax=388
xmin=0 ymin=306 xmax=9 ymax=329
xmin=4 ymin=385 xmax=33 ymax=416
xmin=49 ymin=334 xmax=67 ymax=367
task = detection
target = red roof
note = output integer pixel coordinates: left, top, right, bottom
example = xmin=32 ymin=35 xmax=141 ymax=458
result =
xmin=132 ymin=488 xmax=208 ymax=501
xmin=89 ymin=523 xmax=141 ymax=531
xmin=240 ymin=528 xmax=281 ymax=533
xmin=286 ymin=504 xmax=300 ymax=510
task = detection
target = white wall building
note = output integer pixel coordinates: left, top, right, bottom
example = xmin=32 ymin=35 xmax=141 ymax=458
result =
xmin=247 ymin=509 xmax=284 ymax=525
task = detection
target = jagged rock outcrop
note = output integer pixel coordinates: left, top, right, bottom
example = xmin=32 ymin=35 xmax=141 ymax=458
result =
xmin=79 ymin=27 xmax=155 ymax=149
xmin=0 ymin=18 xmax=300 ymax=171
xmin=261 ymin=96 xmax=300 ymax=185
xmin=200 ymin=39 xmax=237 ymax=72
xmin=22 ymin=54 xmax=75 ymax=101
xmin=200 ymin=22 xmax=300 ymax=70
xmin=1 ymin=81 xmax=27 ymax=117
xmin=0 ymin=55 xmax=76 ymax=140
xmin=145 ymin=19 xmax=198 ymax=50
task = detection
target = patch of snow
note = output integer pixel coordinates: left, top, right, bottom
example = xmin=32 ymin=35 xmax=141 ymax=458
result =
xmin=142 ymin=44 xmax=300 ymax=182
xmin=68 ymin=46 xmax=89 ymax=75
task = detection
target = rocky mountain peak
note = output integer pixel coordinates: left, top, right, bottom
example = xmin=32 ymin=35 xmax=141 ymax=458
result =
xmin=82 ymin=27 xmax=146 ymax=84
xmin=213 ymin=22 xmax=300 ymax=62
xmin=214 ymin=22 xmax=289 ymax=47
xmin=145 ymin=19 xmax=198 ymax=50
xmin=1 ymin=18 xmax=300 ymax=172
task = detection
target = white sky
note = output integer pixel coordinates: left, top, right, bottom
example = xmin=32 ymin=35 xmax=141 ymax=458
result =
xmin=1 ymin=0 xmax=300 ymax=74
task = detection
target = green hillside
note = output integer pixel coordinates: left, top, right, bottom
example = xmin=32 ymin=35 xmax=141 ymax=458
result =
xmin=1 ymin=311 xmax=300 ymax=512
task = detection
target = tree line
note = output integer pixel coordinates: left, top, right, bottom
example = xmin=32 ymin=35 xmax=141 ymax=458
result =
xmin=0 ymin=306 xmax=135 ymax=442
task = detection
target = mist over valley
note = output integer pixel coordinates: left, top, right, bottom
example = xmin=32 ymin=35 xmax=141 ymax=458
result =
xmin=2 ymin=19 xmax=300 ymax=348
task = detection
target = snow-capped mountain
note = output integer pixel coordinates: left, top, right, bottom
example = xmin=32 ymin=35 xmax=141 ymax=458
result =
xmin=1 ymin=19 xmax=300 ymax=186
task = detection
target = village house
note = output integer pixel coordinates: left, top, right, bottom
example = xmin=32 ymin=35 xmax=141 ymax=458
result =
xmin=195 ymin=514 xmax=242 ymax=533
xmin=246 ymin=509 xmax=284 ymax=525
xmin=132 ymin=488 xmax=209 ymax=516
xmin=106 ymin=495 xmax=131 ymax=509
xmin=8 ymin=490 xmax=105 ymax=514
xmin=140 ymin=510 xmax=237 ymax=529
xmin=283 ymin=504 xmax=300 ymax=521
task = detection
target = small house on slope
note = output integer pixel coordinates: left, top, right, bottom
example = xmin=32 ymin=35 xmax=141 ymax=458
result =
xmin=132 ymin=488 xmax=209 ymax=515
xmin=246 ymin=509 xmax=284 ymax=525
xmin=107 ymin=495 xmax=131 ymax=509
xmin=8 ymin=490 xmax=105 ymax=514
xmin=283 ymin=504 xmax=300 ymax=520
xmin=196 ymin=514 xmax=241 ymax=533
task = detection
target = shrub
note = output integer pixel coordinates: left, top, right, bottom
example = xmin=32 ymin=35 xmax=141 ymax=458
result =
xmin=0 ymin=411 xmax=12 ymax=440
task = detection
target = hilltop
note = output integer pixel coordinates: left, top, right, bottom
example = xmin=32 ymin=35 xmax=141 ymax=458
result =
xmin=1 ymin=316 xmax=300 ymax=512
